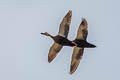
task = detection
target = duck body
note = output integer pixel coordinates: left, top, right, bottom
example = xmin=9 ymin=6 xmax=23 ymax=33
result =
xmin=73 ymin=39 xmax=96 ymax=48
xmin=54 ymin=35 xmax=75 ymax=46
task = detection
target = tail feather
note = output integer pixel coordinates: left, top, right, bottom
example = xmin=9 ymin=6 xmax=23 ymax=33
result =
xmin=85 ymin=42 xmax=96 ymax=48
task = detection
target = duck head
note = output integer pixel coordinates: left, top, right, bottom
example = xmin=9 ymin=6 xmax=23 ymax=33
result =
xmin=41 ymin=32 xmax=50 ymax=36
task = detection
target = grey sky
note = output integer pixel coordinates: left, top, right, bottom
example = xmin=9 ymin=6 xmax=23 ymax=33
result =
xmin=0 ymin=0 xmax=120 ymax=80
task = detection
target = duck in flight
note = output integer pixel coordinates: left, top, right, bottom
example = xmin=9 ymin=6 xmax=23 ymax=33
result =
xmin=41 ymin=10 xmax=96 ymax=74
xmin=41 ymin=10 xmax=74 ymax=63
xmin=70 ymin=18 xmax=96 ymax=74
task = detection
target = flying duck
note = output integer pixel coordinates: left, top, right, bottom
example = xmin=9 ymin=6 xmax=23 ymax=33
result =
xmin=70 ymin=18 xmax=96 ymax=74
xmin=41 ymin=10 xmax=75 ymax=63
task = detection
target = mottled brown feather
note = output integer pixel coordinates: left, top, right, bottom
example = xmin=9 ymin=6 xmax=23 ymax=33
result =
xmin=58 ymin=10 xmax=72 ymax=38
xmin=48 ymin=43 xmax=63 ymax=63
xmin=76 ymin=18 xmax=88 ymax=40
xmin=70 ymin=47 xmax=84 ymax=74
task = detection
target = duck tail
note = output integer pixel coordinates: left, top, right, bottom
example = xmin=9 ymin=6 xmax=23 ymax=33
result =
xmin=85 ymin=42 xmax=96 ymax=48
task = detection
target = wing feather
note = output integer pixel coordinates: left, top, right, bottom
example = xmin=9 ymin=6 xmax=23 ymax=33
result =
xmin=76 ymin=18 xmax=88 ymax=40
xmin=48 ymin=43 xmax=63 ymax=63
xmin=58 ymin=10 xmax=72 ymax=38
xmin=70 ymin=47 xmax=84 ymax=74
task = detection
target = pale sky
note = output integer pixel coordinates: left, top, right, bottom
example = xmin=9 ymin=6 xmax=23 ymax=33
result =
xmin=0 ymin=0 xmax=120 ymax=80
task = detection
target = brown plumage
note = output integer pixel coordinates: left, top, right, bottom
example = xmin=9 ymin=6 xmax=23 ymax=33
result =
xmin=41 ymin=10 xmax=74 ymax=63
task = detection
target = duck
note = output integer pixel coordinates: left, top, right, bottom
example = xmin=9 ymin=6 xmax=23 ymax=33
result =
xmin=41 ymin=10 xmax=75 ymax=63
xmin=70 ymin=18 xmax=96 ymax=74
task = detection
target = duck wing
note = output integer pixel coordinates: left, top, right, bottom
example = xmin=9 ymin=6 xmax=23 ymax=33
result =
xmin=70 ymin=18 xmax=88 ymax=74
xmin=48 ymin=43 xmax=63 ymax=63
xmin=58 ymin=10 xmax=72 ymax=38
xmin=76 ymin=18 xmax=88 ymax=40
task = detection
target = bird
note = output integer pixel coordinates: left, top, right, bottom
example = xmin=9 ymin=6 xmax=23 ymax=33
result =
xmin=70 ymin=18 xmax=96 ymax=74
xmin=41 ymin=10 xmax=75 ymax=63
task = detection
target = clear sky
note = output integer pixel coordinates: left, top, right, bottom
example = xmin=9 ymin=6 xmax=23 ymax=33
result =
xmin=0 ymin=0 xmax=120 ymax=80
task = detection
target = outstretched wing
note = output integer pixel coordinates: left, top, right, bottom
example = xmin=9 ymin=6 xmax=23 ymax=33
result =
xmin=58 ymin=10 xmax=72 ymax=38
xmin=76 ymin=18 xmax=88 ymax=40
xmin=70 ymin=18 xmax=88 ymax=74
xmin=70 ymin=47 xmax=84 ymax=74
xmin=48 ymin=43 xmax=63 ymax=63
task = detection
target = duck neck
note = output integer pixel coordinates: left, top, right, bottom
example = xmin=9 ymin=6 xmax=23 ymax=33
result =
xmin=47 ymin=33 xmax=54 ymax=40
